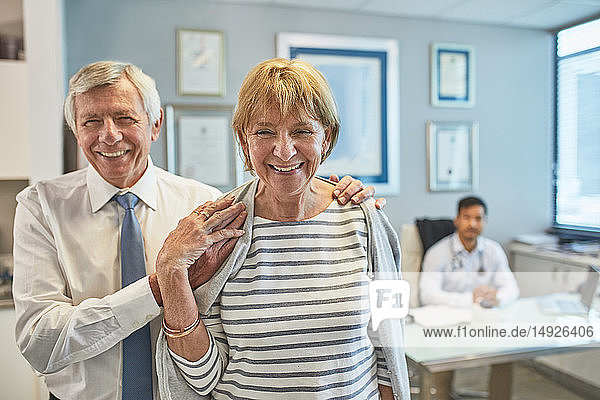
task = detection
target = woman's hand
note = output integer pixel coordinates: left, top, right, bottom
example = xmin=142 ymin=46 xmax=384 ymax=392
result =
xmin=154 ymin=196 xmax=246 ymax=362
xmin=155 ymin=196 xmax=246 ymax=284
xmin=329 ymin=174 xmax=386 ymax=209
xmin=188 ymin=206 xmax=247 ymax=289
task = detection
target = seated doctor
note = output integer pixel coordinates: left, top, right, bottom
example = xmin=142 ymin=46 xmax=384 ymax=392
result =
xmin=419 ymin=196 xmax=519 ymax=308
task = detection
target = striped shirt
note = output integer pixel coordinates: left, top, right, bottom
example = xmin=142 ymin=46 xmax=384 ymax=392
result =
xmin=170 ymin=201 xmax=391 ymax=399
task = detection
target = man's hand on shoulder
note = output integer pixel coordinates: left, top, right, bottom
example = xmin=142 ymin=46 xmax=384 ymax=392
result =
xmin=329 ymin=175 xmax=386 ymax=209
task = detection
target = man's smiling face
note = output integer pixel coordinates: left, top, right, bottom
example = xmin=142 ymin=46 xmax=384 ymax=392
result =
xmin=74 ymin=77 xmax=160 ymax=188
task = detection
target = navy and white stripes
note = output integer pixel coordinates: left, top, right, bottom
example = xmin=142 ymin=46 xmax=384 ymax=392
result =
xmin=170 ymin=201 xmax=390 ymax=398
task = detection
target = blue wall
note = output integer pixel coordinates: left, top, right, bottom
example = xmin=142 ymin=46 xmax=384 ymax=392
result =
xmin=64 ymin=0 xmax=554 ymax=246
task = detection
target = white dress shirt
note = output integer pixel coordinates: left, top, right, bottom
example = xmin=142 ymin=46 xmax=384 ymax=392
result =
xmin=13 ymin=157 xmax=221 ymax=400
xmin=419 ymin=233 xmax=520 ymax=308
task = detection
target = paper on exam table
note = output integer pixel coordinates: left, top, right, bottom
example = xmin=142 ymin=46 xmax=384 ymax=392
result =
xmin=410 ymin=305 xmax=473 ymax=327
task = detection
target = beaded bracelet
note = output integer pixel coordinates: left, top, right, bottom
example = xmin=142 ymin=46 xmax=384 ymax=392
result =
xmin=162 ymin=312 xmax=200 ymax=338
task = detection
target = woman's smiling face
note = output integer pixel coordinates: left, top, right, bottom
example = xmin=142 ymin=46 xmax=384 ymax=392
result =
xmin=241 ymin=106 xmax=331 ymax=197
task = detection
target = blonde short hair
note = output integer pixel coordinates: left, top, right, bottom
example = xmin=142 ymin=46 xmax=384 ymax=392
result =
xmin=232 ymin=58 xmax=340 ymax=171
xmin=64 ymin=61 xmax=161 ymax=133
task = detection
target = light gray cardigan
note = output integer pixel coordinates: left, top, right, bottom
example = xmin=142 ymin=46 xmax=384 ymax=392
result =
xmin=156 ymin=178 xmax=411 ymax=399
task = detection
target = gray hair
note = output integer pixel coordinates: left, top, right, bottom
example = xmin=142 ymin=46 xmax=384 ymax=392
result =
xmin=64 ymin=61 xmax=161 ymax=133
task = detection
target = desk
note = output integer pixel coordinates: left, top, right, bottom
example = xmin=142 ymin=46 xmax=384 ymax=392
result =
xmin=404 ymin=297 xmax=600 ymax=400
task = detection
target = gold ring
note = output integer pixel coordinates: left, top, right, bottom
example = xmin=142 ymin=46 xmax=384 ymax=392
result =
xmin=200 ymin=210 xmax=211 ymax=219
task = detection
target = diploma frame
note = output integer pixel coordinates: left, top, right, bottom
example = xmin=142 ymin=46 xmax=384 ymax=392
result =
xmin=276 ymin=32 xmax=400 ymax=195
xmin=165 ymin=104 xmax=243 ymax=192
xmin=427 ymin=121 xmax=478 ymax=192
xmin=177 ymin=29 xmax=225 ymax=96
xmin=430 ymin=43 xmax=475 ymax=108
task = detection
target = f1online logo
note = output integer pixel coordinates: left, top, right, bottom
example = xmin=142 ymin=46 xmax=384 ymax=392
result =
xmin=369 ymin=280 xmax=410 ymax=330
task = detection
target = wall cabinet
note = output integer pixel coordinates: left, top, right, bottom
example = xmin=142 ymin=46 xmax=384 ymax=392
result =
xmin=509 ymin=242 xmax=599 ymax=298
xmin=0 ymin=60 xmax=29 ymax=179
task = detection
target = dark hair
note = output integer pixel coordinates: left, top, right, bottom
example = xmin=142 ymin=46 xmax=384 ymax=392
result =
xmin=457 ymin=196 xmax=487 ymax=215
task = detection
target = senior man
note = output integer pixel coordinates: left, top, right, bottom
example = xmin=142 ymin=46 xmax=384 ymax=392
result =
xmin=12 ymin=61 xmax=381 ymax=400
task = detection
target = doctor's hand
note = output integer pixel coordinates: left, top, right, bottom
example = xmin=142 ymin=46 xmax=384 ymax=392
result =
xmin=473 ymin=285 xmax=499 ymax=307
xmin=329 ymin=174 xmax=386 ymax=210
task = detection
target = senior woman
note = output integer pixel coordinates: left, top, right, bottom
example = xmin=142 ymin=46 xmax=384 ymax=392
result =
xmin=155 ymin=58 xmax=409 ymax=399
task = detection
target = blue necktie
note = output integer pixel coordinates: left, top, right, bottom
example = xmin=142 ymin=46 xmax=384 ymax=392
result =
xmin=115 ymin=193 xmax=153 ymax=400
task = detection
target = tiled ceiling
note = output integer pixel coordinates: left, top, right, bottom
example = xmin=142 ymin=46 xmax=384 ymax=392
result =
xmin=209 ymin=0 xmax=600 ymax=30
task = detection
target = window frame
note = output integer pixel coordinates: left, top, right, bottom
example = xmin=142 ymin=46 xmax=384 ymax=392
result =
xmin=552 ymin=18 xmax=600 ymax=240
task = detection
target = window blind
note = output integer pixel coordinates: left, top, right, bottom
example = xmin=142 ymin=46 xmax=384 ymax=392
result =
xmin=555 ymin=18 xmax=600 ymax=234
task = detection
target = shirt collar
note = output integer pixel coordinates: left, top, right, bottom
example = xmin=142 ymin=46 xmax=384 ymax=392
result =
xmin=87 ymin=156 xmax=158 ymax=213
xmin=451 ymin=232 xmax=484 ymax=255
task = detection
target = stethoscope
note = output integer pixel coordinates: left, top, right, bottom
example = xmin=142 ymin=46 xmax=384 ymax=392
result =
xmin=450 ymin=240 xmax=485 ymax=274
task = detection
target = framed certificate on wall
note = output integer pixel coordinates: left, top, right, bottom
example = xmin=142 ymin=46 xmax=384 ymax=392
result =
xmin=177 ymin=29 xmax=225 ymax=96
xmin=164 ymin=104 xmax=244 ymax=192
xmin=427 ymin=121 xmax=478 ymax=192
xmin=431 ymin=43 xmax=475 ymax=108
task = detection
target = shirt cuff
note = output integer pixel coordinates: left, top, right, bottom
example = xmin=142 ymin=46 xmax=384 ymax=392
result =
xmin=496 ymin=289 xmax=517 ymax=306
xmin=458 ymin=291 xmax=475 ymax=307
xmin=110 ymin=276 xmax=161 ymax=332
